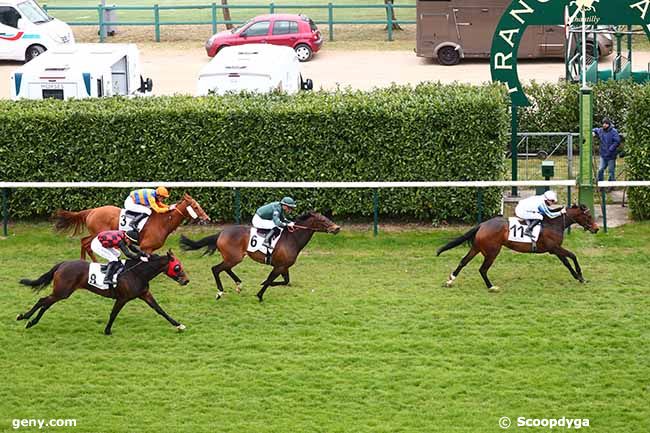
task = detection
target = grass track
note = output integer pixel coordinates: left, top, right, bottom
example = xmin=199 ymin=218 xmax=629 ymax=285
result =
xmin=1 ymin=222 xmax=649 ymax=432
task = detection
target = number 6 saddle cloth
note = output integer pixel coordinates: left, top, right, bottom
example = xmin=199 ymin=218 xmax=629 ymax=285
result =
xmin=507 ymin=217 xmax=542 ymax=243
xmin=88 ymin=260 xmax=127 ymax=290
xmin=247 ymin=227 xmax=283 ymax=255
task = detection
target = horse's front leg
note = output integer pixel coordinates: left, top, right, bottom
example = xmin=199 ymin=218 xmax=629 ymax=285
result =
xmin=553 ymin=247 xmax=585 ymax=282
xmin=269 ymin=270 xmax=290 ymax=287
xmin=257 ymin=269 xmax=282 ymax=302
xmin=139 ymin=290 xmax=185 ymax=331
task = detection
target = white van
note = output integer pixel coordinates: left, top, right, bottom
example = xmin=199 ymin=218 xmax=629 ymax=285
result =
xmin=0 ymin=0 xmax=74 ymax=62
xmin=197 ymin=44 xmax=313 ymax=96
xmin=11 ymin=43 xmax=153 ymax=100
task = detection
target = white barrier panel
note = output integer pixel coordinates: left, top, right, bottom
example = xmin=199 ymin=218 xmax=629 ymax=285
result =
xmin=598 ymin=181 xmax=650 ymax=187
xmin=0 ymin=180 xmax=577 ymax=189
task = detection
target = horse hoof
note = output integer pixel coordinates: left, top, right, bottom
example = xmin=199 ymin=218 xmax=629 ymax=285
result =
xmin=16 ymin=314 xmax=23 ymax=321
xmin=235 ymin=284 xmax=242 ymax=294
xmin=488 ymin=286 xmax=500 ymax=293
xmin=445 ymin=280 xmax=454 ymax=288
xmin=257 ymin=295 xmax=263 ymax=303
xmin=176 ymin=324 xmax=186 ymax=332
xmin=104 ymin=329 xmax=112 ymax=336
xmin=215 ymin=291 xmax=224 ymax=301
xmin=25 ymin=321 xmax=33 ymax=329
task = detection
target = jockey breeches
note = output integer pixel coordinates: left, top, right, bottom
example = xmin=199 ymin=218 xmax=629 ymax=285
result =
xmin=252 ymin=214 xmax=277 ymax=230
xmin=91 ymin=237 xmax=121 ymax=262
xmin=515 ymin=206 xmax=543 ymax=221
xmin=124 ymin=197 xmax=152 ymax=215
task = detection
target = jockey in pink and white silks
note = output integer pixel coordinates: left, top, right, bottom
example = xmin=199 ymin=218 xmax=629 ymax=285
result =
xmin=515 ymin=190 xmax=566 ymax=238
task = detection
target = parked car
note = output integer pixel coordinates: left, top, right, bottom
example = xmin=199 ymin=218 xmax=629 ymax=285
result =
xmin=205 ymin=13 xmax=322 ymax=62
xmin=197 ymin=44 xmax=313 ymax=96
xmin=0 ymin=0 xmax=74 ymax=62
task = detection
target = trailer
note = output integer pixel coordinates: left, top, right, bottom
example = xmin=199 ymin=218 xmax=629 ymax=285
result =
xmin=197 ymin=44 xmax=313 ymax=96
xmin=10 ymin=43 xmax=153 ymax=100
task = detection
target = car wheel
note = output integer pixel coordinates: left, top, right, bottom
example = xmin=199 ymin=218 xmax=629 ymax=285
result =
xmin=25 ymin=45 xmax=46 ymax=62
xmin=437 ymin=46 xmax=460 ymax=66
xmin=294 ymin=44 xmax=313 ymax=62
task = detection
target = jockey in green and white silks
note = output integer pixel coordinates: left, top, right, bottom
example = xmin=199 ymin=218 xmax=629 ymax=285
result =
xmin=253 ymin=197 xmax=296 ymax=249
xmin=515 ymin=190 xmax=566 ymax=238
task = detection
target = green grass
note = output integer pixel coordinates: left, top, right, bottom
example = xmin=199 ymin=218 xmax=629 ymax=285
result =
xmin=1 ymin=222 xmax=649 ymax=433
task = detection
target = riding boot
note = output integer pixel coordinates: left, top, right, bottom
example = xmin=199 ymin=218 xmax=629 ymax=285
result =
xmin=103 ymin=261 xmax=119 ymax=287
xmin=129 ymin=213 xmax=147 ymax=231
xmin=524 ymin=219 xmax=541 ymax=238
xmin=263 ymin=227 xmax=280 ymax=249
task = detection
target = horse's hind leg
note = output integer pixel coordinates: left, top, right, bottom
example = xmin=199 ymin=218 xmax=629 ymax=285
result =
xmin=24 ymin=295 xmax=63 ymax=329
xmin=479 ymin=253 xmax=500 ymax=292
xmin=225 ymin=269 xmax=243 ymax=293
xmin=17 ymin=296 xmax=48 ymax=321
xmin=446 ymin=247 xmax=479 ymax=287
xmin=211 ymin=262 xmax=235 ymax=301
xmin=81 ymin=236 xmax=96 ymax=261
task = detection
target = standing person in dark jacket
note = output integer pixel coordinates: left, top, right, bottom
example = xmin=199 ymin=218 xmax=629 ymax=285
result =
xmin=593 ymin=117 xmax=621 ymax=185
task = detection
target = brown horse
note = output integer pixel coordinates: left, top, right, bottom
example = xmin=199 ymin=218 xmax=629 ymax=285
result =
xmin=17 ymin=251 xmax=189 ymax=335
xmin=55 ymin=193 xmax=210 ymax=260
xmin=437 ymin=204 xmax=599 ymax=292
xmin=179 ymin=211 xmax=341 ymax=302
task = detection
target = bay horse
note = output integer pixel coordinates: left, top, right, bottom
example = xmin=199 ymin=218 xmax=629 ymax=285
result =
xmin=179 ymin=211 xmax=341 ymax=302
xmin=437 ymin=204 xmax=599 ymax=292
xmin=17 ymin=251 xmax=189 ymax=335
xmin=55 ymin=193 xmax=210 ymax=260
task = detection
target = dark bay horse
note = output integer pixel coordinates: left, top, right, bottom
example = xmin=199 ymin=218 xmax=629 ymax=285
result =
xmin=180 ymin=211 xmax=341 ymax=302
xmin=55 ymin=193 xmax=210 ymax=260
xmin=437 ymin=204 xmax=599 ymax=292
xmin=17 ymin=251 xmax=189 ymax=335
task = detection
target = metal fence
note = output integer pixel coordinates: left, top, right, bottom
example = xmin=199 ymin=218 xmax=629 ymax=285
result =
xmin=41 ymin=3 xmax=416 ymax=42
xmin=0 ymin=180 xmax=575 ymax=237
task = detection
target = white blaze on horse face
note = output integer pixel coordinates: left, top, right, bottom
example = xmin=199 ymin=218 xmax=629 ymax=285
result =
xmin=187 ymin=206 xmax=198 ymax=219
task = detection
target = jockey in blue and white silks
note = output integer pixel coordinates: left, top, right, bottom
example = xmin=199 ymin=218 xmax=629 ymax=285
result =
xmin=515 ymin=190 xmax=566 ymax=238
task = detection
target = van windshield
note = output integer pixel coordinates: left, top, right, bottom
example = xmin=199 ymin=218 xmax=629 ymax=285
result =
xmin=17 ymin=0 xmax=51 ymax=24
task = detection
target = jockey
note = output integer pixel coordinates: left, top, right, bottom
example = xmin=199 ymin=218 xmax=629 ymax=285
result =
xmin=124 ymin=186 xmax=171 ymax=230
xmin=90 ymin=229 xmax=149 ymax=287
xmin=515 ymin=190 xmax=566 ymax=238
xmin=253 ymin=197 xmax=297 ymax=249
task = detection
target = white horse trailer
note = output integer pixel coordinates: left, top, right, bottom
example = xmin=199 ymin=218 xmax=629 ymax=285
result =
xmin=10 ymin=43 xmax=153 ymax=100
xmin=197 ymin=44 xmax=313 ymax=96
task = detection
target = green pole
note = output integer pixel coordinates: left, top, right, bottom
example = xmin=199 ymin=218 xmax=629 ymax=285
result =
xmin=601 ymin=189 xmax=608 ymax=233
xmin=211 ymin=2 xmax=217 ymax=34
xmin=386 ymin=2 xmax=393 ymax=42
xmin=154 ymin=4 xmax=160 ymax=42
xmin=579 ymin=87 xmax=595 ymax=213
xmin=511 ymin=104 xmax=519 ymax=197
xmin=477 ymin=188 xmax=483 ymax=224
xmin=373 ymin=189 xmax=379 ymax=237
xmin=98 ymin=4 xmax=105 ymax=42
xmin=2 ymin=189 xmax=8 ymax=237
xmin=328 ymin=3 xmax=334 ymax=42
xmin=269 ymin=2 xmax=274 ymax=13
xmin=234 ymin=188 xmax=241 ymax=224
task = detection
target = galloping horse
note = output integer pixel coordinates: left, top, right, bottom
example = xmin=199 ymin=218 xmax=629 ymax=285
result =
xmin=17 ymin=251 xmax=189 ymax=335
xmin=55 ymin=193 xmax=210 ymax=260
xmin=180 ymin=211 xmax=341 ymax=302
xmin=437 ymin=204 xmax=599 ymax=291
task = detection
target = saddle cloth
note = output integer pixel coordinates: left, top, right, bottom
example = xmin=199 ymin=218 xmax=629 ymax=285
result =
xmin=88 ymin=260 xmax=126 ymax=290
xmin=118 ymin=209 xmax=145 ymax=231
xmin=508 ymin=217 xmax=542 ymax=243
xmin=247 ymin=227 xmax=282 ymax=255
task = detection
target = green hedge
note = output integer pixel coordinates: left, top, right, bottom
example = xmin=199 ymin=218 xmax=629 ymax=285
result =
xmin=0 ymin=84 xmax=508 ymax=223
xmin=623 ymin=85 xmax=650 ymax=220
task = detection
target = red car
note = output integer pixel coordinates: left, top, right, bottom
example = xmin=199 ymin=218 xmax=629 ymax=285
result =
xmin=205 ymin=13 xmax=323 ymax=62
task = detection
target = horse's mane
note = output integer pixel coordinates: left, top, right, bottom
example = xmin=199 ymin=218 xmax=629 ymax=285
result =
xmin=295 ymin=211 xmax=317 ymax=223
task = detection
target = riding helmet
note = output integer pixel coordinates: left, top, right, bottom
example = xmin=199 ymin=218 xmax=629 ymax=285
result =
xmin=280 ymin=197 xmax=297 ymax=208
xmin=156 ymin=186 xmax=170 ymax=198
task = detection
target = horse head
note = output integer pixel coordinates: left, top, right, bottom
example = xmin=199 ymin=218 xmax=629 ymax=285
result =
xmin=567 ymin=204 xmax=599 ymax=233
xmin=177 ymin=193 xmax=210 ymax=224
xmin=295 ymin=211 xmax=341 ymax=234
xmin=164 ymin=250 xmax=190 ymax=285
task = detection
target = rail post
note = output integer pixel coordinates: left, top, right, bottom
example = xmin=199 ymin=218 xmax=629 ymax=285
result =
xmin=2 ymin=188 xmax=8 ymax=237
xmin=511 ymin=104 xmax=519 ymax=197
xmin=154 ymin=4 xmax=161 ymax=42
xmin=373 ymin=189 xmax=379 ymax=237
xmin=328 ymin=3 xmax=334 ymax=42
xmin=386 ymin=2 xmax=393 ymax=42
xmin=477 ymin=188 xmax=483 ymax=224
xmin=601 ymin=188 xmax=608 ymax=233
xmin=567 ymin=133 xmax=573 ymax=234
xmin=98 ymin=4 xmax=105 ymax=43
xmin=269 ymin=2 xmax=274 ymax=14
xmin=211 ymin=2 xmax=217 ymax=34
xmin=234 ymin=188 xmax=241 ymax=224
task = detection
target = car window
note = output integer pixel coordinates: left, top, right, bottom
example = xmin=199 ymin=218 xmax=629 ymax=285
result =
xmin=243 ymin=21 xmax=270 ymax=37
xmin=0 ymin=6 xmax=20 ymax=28
xmin=272 ymin=20 xmax=299 ymax=35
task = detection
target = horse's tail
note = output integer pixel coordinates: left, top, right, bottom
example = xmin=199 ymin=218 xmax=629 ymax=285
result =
xmin=54 ymin=209 xmax=92 ymax=236
xmin=20 ymin=263 xmax=63 ymax=292
xmin=179 ymin=233 xmax=220 ymax=256
xmin=436 ymin=225 xmax=481 ymax=256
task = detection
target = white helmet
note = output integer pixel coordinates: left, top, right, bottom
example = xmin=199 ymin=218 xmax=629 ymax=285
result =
xmin=543 ymin=190 xmax=558 ymax=203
